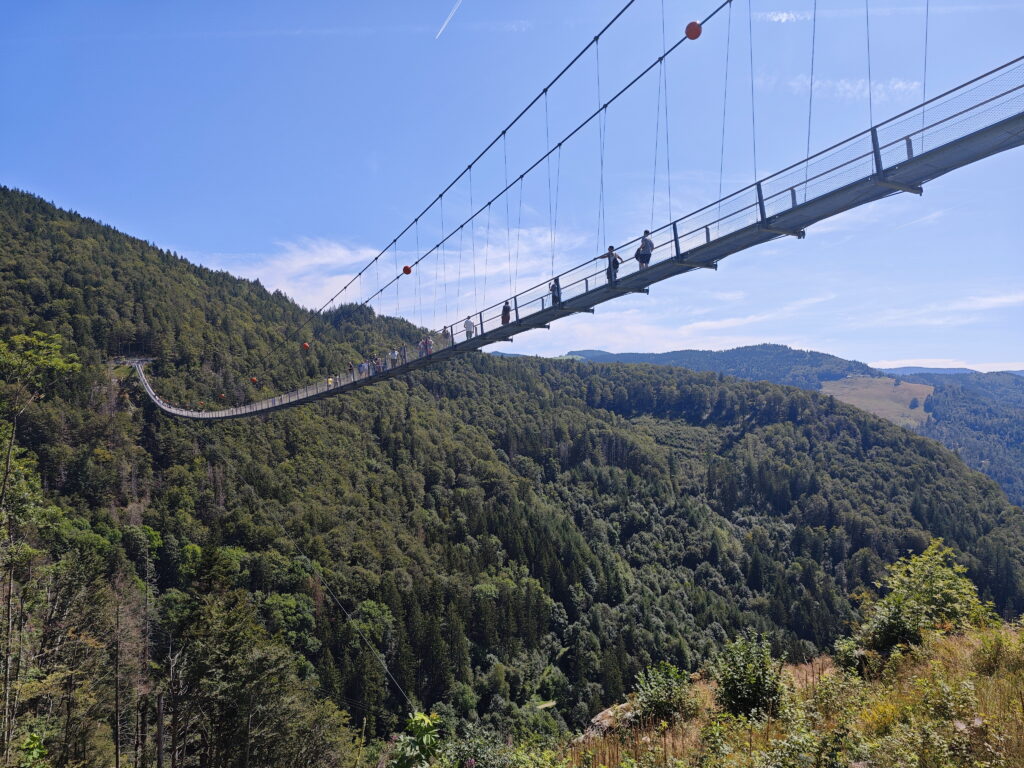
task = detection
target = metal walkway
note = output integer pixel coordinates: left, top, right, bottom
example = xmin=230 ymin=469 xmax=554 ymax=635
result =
xmin=133 ymin=58 xmax=1024 ymax=421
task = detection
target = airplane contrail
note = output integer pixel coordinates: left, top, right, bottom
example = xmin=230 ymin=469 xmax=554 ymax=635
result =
xmin=435 ymin=0 xmax=465 ymax=39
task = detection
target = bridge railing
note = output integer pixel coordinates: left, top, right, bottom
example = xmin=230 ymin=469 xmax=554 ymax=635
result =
xmin=434 ymin=55 xmax=1024 ymax=344
xmin=137 ymin=57 xmax=1023 ymax=419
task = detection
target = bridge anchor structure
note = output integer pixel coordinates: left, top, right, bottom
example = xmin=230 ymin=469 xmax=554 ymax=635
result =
xmin=130 ymin=56 xmax=1024 ymax=421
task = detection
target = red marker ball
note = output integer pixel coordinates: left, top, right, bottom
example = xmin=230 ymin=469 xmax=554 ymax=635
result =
xmin=403 ymin=265 xmax=412 ymax=275
xmin=251 ymin=377 xmax=258 ymax=383
xmin=302 ymin=342 xmax=311 ymax=351
xmin=685 ymin=21 xmax=702 ymax=40
xmin=219 ymin=394 xmax=225 ymax=399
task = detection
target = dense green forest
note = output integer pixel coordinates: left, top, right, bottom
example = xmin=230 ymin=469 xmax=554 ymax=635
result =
xmin=571 ymin=347 xmax=1024 ymax=507
xmin=911 ymin=371 xmax=1024 ymax=508
xmin=1 ymin=185 xmax=1023 ymax=766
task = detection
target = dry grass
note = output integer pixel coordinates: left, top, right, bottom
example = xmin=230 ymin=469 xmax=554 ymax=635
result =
xmin=559 ymin=625 xmax=1024 ymax=768
xmin=822 ymin=375 xmax=933 ymax=427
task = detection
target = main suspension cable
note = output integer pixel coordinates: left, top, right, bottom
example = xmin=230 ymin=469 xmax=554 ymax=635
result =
xmin=366 ymin=0 xmax=733 ymax=308
xmin=252 ymin=0 xmax=645 ymax=369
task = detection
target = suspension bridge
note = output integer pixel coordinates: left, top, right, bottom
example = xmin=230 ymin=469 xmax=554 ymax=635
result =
xmin=129 ymin=2 xmax=1024 ymax=421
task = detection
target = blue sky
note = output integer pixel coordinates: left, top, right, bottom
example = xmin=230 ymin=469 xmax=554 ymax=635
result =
xmin=3 ymin=1 xmax=1022 ymax=371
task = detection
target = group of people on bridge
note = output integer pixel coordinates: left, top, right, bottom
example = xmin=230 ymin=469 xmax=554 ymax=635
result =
xmin=313 ymin=228 xmax=661 ymax=395
xmin=453 ymin=229 xmax=656 ymax=343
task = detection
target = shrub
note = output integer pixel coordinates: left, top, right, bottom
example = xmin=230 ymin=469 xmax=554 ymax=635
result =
xmin=858 ymin=541 xmax=995 ymax=655
xmin=631 ymin=661 xmax=699 ymax=724
xmin=710 ymin=633 xmax=784 ymax=718
xmin=391 ymin=712 xmax=441 ymax=768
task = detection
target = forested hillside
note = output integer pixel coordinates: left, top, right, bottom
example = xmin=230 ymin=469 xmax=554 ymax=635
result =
xmin=572 ymin=346 xmax=1024 ymax=506
xmin=2 ymin=186 xmax=1023 ymax=766
xmin=912 ymin=371 xmax=1024 ymax=507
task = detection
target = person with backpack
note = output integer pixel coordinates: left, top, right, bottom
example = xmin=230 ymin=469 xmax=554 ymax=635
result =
xmin=636 ymin=229 xmax=654 ymax=269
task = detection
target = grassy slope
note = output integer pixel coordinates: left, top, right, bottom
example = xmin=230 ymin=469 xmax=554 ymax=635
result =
xmin=821 ymin=375 xmax=934 ymax=429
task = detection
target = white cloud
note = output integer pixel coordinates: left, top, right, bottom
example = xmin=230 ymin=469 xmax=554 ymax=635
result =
xmin=201 ymin=238 xmax=379 ymax=310
xmin=711 ymin=290 xmax=747 ymax=301
xmin=675 ymin=294 xmax=834 ymax=333
xmin=852 ymin=291 xmax=1024 ymax=328
xmin=757 ymin=5 xmax=1021 ymax=23
xmin=787 ymin=76 xmax=922 ymax=102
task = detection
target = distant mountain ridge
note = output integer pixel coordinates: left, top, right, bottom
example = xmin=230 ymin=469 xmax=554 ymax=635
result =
xmin=881 ymin=366 xmax=980 ymax=375
xmin=568 ymin=344 xmax=877 ymax=390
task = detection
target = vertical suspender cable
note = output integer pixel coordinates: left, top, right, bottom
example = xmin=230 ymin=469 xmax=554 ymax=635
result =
xmin=553 ymin=145 xmax=561 ymax=264
xmin=374 ymin=257 xmax=380 ymax=318
xmin=514 ymin=177 xmax=524 ymax=290
xmin=503 ymin=133 xmax=513 ymax=294
xmin=804 ymin=0 xmax=818 ymax=200
xmin=660 ymin=0 xmax=673 ymax=221
xmin=456 ymin=225 xmax=464 ymax=320
xmin=717 ymin=1 xmax=734 ymax=232
xmin=651 ymin=61 xmax=664 ymax=229
xmin=921 ymin=0 xmax=930 ymax=151
xmin=392 ymin=241 xmax=400 ymax=315
xmin=545 ymin=90 xmax=556 ymax=276
xmin=469 ymin=168 xmax=478 ymax=309
xmin=415 ymin=218 xmax=422 ymax=327
xmin=747 ymin=0 xmax=758 ymax=180
xmin=483 ymin=204 xmax=491 ymax=310
xmin=441 ymin=195 xmax=448 ymax=323
xmin=595 ymin=39 xmax=607 ymax=251
xmin=865 ymin=0 xmax=874 ymax=125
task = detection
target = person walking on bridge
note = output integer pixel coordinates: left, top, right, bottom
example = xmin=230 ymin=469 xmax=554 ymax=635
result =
xmin=464 ymin=316 xmax=476 ymax=340
xmin=549 ymin=277 xmax=562 ymax=306
xmin=603 ymin=246 xmax=623 ymax=285
xmin=501 ymin=301 xmax=512 ymax=325
xmin=636 ymin=230 xmax=654 ymax=269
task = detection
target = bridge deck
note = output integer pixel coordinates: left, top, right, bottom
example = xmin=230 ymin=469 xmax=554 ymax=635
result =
xmin=132 ymin=59 xmax=1024 ymax=421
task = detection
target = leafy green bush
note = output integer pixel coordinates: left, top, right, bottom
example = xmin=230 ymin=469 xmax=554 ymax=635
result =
xmin=858 ymin=541 xmax=995 ymax=655
xmin=710 ymin=633 xmax=784 ymax=718
xmin=631 ymin=661 xmax=699 ymax=724
xmin=391 ymin=712 xmax=441 ymax=768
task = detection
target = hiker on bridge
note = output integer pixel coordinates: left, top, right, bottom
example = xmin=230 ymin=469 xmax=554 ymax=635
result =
xmin=549 ymin=277 xmax=562 ymax=306
xmin=636 ymin=230 xmax=654 ymax=269
xmin=604 ymin=246 xmax=623 ymax=285
xmin=501 ymin=301 xmax=512 ymax=325
xmin=464 ymin=316 xmax=476 ymax=340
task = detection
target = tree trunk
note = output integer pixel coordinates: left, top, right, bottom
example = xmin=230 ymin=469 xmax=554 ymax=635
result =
xmin=114 ymin=603 xmax=121 ymax=768
xmin=155 ymin=693 xmax=164 ymax=768
xmin=3 ymin=565 xmax=14 ymax=766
